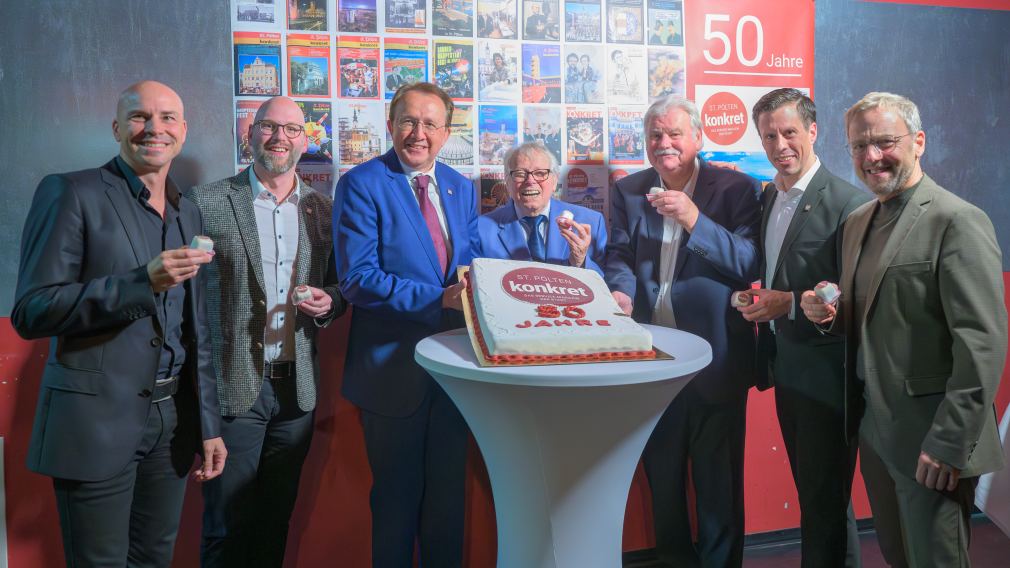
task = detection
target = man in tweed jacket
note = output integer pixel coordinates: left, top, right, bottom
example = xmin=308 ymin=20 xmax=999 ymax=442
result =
xmin=187 ymin=96 xmax=345 ymax=567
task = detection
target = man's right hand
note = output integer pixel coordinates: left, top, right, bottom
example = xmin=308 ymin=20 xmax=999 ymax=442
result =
xmin=442 ymin=279 xmax=468 ymax=311
xmin=612 ymin=290 xmax=633 ymax=316
xmin=147 ymin=248 xmax=214 ymax=293
xmin=800 ymin=288 xmax=837 ymax=325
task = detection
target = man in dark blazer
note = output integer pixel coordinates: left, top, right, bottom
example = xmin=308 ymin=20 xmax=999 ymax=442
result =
xmin=12 ymin=81 xmax=226 ymax=567
xmin=605 ymin=95 xmax=762 ymax=567
xmin=333 ymin=82 xmax=478 ymax=567
xmin=734 ymin=88 xmax=870 ymax=568
xmin=802 ymin=92 xmax=1007 ymax=567
xmin=475 ymin=141 xmax=606 ymax=275
xmin=188 ymin=96 xmax=346 ymax=567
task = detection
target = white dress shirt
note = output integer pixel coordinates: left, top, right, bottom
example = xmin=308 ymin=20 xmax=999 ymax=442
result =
xmin=765 ymin=158 xmax=821 ymax=326
xmin=399 ymin=159 xmax=453 ymax=262
xmin=250 ymin=168 xmax=300 ymax=363
xmin=652 ymin=158 xmax=700 ymax=328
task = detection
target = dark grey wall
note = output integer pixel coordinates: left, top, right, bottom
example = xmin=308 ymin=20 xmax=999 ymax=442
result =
xmin=0 ymin=1 xmax=235 ymax=315
xmin=814 ymin=0 xmax=1010 ymax=270
xmin=2 ymin=1 xmax=1008 ymax=315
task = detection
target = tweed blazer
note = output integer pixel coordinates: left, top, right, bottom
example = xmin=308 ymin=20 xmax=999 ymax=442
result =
xmin=187 ymin=169 xmax=344 ymax=416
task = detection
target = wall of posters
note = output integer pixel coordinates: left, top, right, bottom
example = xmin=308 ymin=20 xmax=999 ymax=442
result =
xmin=229 ymin=0 xmax=813 ymax=202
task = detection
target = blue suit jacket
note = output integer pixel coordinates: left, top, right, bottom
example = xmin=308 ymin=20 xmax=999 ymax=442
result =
xmin=604 ymin=161 xmax=762 ymax=402
xmin=334 ymin=149 xmax=478 ymax=417
xmin=474 ymin=198 xmax=607 ymax=276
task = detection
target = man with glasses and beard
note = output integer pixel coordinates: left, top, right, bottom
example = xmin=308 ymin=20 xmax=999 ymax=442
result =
xmin=801 ymin=92 xmax=1006 ymax=567
xmin=188 ymin=95 xmax=346 ymax=567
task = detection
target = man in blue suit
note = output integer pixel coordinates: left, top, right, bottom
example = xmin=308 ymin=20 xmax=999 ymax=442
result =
xmin=333 ymin=82 xmax=477 ymax=567
xmin=605 ymin=96 xmax=762 ymax=567
xmin=475 ymin=141 xmax=606 ymax=274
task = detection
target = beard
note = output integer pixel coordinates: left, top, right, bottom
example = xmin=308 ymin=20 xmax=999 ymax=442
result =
xmin=252 ymin=138 xmax=300 ymax=174
xmin=862 ymin=159 xmax=913 ymax=198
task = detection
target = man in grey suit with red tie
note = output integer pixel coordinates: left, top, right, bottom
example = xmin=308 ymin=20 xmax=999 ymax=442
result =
xmin=802 ymin=92 xmax=1006 ymax=566
xmin=333 ymin=82 xmax=478 ymax=567
xmin=734 ymin=88 xmax=870 ymax=567
xmin=13 ymin=80 xmax=226 ymax=567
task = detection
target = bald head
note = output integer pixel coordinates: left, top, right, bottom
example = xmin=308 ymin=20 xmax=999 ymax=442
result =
xmin=113 ymin=80 xmax=187 ymax=176
xmin=250 ymin=96 xmax=307 ymax=176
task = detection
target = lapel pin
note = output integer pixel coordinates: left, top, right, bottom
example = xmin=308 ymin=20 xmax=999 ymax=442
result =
xmin=803 ymin=204 xmax=811 ymax=212
xmin=447 ymin=188 xmax=454 ymax=195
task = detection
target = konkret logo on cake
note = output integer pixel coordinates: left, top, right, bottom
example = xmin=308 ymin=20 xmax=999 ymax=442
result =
xmin=501 ymin=267 xmax=595 ymax=306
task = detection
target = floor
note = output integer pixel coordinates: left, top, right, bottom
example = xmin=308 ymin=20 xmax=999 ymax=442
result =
xmin=626 ymin=516 xmax=1010 ymax=567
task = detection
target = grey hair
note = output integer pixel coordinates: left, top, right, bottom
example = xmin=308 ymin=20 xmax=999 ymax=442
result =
xmin=845 ymin=92 xmax=922 ymax=136
xmin=503 ymin=141 xmax=560 ymax=175
xmin=644 ymin=96 xmax=703 ymax=137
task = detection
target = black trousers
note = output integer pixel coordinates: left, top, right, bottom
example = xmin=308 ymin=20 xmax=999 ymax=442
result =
xmin=360 ymin=382 xmax=469 ymax=568
xmin=776 ymin=382 xmax=861 ymax=568
xmin=54 ymin=397 xmax=191 ymax=568
xmin=643 ymin=382 xmax=748 ymax=568
xmin=201 ymin=377 xmax=314 ymax=568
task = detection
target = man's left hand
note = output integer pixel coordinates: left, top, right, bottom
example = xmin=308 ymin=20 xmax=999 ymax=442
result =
xmin=737 ymin=289 xmax=792 ymax=323
xmin=647 ymin=189 xmax=699 ymax=232
xmin=916 ymin=451 xmax=961 ymax=491
xmin=294 ymin=286 xmax=333 ymax=318
xmin=559 ymin=219 xmax=592 ymax=268
xmin=193 ymin=437 xmax=227 ymax=483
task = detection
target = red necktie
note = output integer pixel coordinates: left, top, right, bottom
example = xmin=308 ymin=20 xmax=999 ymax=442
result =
xmin=414 ymin=174 xmax=448 ymax=275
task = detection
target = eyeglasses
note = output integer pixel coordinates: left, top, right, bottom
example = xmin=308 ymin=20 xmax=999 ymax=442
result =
xmin=396 ymin=118 xmax=445 ymax=134
xmin=509 ymin=169 xmax=553 ymax=182
xmin=255 ymin=120 xmax=305 ymax=138
xmin=847 ymin=133 xmax=911 ymax=156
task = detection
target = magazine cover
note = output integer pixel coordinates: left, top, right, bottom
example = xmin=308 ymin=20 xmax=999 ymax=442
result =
xmin=235 ymin=99 xmax=264 ymax=165
xmin=522 ymin=0 xmax=560 ymax=41
xmin=477 ymin=40 xmax=519 ymax=102
xmin=433 ymin=0 xmax=474 ymax=37
xmin=563 ymin=166 xmax=609 ymax=223
xmin=521 ymin=43 xmax=561 ymax=103
xmin=287 ymin=33 xmax=330 ymax=98
xmin=383 ymin=37 xmax=429 ymax=100
xmin=338 ymin=102 xmax=385 ymax=165
xmin=476 ymin=0 xmax=517 ymax=39
xmin=521 ymin=106 xmax=563 ymax=163
xmin=479 ymin=168 xmax=510 ymax=214
xmin=563 ymin=45 xmax=603 ymax=104
xmin=606 ymin=45 xmax=646 ymax=105
xmin=287 ymin=0 xmax=328 ymax=30
xmin=564 ymin=0 xmax=600 ymax=43
xmin=234 ymin=32 xmax=282 ymax=96
xmin=648 ymin=47 xmax=685 ymax=101
xmin=608 ymin=107 xmax=645 ymax=165
xmin=477 ymin=105 xmax=518 ymax=165
xmin=434 ymin=39 xmax=475 ymax=101
xmin=337 ymin=35 xmax=380 ymax=99
xmin=296 ymin=164 xmax=337 ymax=197
xmin=565 ymin=107 xmax=604 ymax=164
xmin=338 ymin=0 xmax=377 ymax=32
xmin=235 ymin=1 xmax=278 ymax=27
xmin=606 ymin=0 xmax=644 ymax=44
xmin=386 ymin=0 xmax=426 ymax=33
xmin=646 ymin=0 xmax=682 ymax=46
xmin=438 ymin=104 xmax=475 ymax=166
xmin=297 ymin=100 xmax=333 ymax=163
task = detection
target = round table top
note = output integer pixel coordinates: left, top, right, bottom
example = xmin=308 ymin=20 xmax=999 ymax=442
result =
xmin=415 ymin=324 xmax=712 ymax=387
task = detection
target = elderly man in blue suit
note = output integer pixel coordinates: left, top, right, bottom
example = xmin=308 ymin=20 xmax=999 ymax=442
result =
xmin=475 ymin=141 xmax=606 ymax=273
xmin=333 ymin=82 xmax=477 ymax=568
xmin=605 ymin=95 xmax=762 ymax=567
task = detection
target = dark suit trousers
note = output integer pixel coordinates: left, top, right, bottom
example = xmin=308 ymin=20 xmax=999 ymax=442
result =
xmin=360 ymin=382 xmax=469 ymax=568
xmin=776 ymin=384 xmax=861 ymax=567
xmin=53 ymin=397 xmax=190 ymax=568
xmin=201 ymin=377 xmax=314 ymax=568
xmin=643 ymin=382 xmax=748 ymax=568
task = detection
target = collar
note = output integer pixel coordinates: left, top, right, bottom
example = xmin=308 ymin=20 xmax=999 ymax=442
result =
xmin=115 ymin=155 xmax=180 ymax=208
xmin=513 ymin=199 xmax=551 ymax=220
xmin=249 ymin=166 xmax=301 ymax=205
xmin=774 ymin=157 xmax=820 ymax=196
xmin=398 ymin=158 xmax=437 ymax=184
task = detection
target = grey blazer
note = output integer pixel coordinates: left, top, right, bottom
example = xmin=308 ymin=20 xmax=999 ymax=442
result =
xmin=836 ymin=175 xmax=1006 ymax=478
xmin=187 ymin=169 xmax=345 ymax=417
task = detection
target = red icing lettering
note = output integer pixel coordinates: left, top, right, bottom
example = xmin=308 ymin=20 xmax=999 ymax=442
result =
xmin=535 ymin=320 xmax=553 ymax=328
xmin=596 ymin=320 xmax=610 ymax=326
xmin=575 ymin=319 xmax=592 ymax=326
xmin=516 ymin=320 xmax=532 ymax=328
xmin=553 ymin=319 xmax=572 ymax=326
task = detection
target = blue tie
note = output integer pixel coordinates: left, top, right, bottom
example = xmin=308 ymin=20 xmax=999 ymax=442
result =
xmin=521 ymin=215 xmax=546 ymax=262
